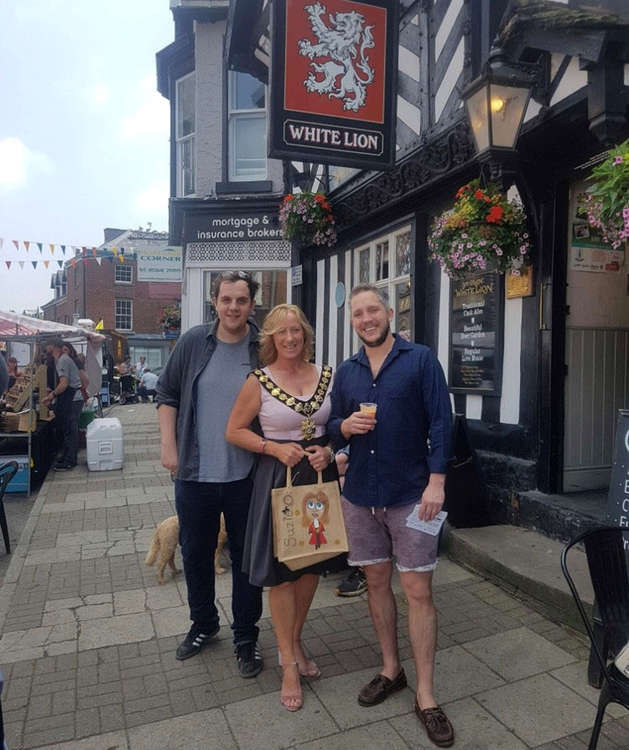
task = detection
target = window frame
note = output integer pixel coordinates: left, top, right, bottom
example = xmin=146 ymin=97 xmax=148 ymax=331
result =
xmin=114 ymin=298 xmax=133 ymax=332
xmin=352 ymin=225 xmax=413 ymax=345
xmin=175 ymin=71 xmax=196 ymax=198
xmin=114 ymin=263 xmax=133 ymax=285
xmin=227 ymin=71 xmax=267 ymax=183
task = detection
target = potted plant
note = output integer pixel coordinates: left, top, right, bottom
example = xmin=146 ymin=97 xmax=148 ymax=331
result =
xmin=428 ymin=179 xmax=531 ymax=278
xmin=578 ymin=139 xmax=629 ymax=250
xmin=278 ymin=192 xmax=337 ymax=247
xmin=158 ymin=304 xmax=181 ymax=337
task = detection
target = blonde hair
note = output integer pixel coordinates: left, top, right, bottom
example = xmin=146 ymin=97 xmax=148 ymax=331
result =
xmin=259 ymin=304 xmax=314 ymax=365
xmin=301 ymin=490 xmax=330 ymax=528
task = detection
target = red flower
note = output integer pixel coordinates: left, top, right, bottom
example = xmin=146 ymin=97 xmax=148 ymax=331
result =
xmin=475 ymin=189 xmax=486 ymax=200
xmin=283 ymin=195 xmax=293 ymax=202
xmin=486 ymin=205 xmax=504 ymax=223
xmin=456 ymin=184 xmax=471 ymax=198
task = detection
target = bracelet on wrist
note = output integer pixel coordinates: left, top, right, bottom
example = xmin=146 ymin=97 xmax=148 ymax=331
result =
xmin=260 ymin=438 xmax=267 ymax=454
xmin=326 ymin=446 xmax=335 ymax=463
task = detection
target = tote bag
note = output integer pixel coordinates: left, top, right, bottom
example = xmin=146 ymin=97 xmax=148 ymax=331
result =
xmin=272 ymin=466 xmax=349 ymax=571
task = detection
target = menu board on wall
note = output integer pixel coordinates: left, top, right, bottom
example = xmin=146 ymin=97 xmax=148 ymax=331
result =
xmin=449 ymin=272 xmax=503 ymax=395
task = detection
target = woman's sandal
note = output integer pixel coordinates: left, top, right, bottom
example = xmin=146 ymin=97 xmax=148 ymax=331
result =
xmin=278 ymin=649 xmax=321 ymax=680
xmin=280 ymin=662 xmax=303 ymax=712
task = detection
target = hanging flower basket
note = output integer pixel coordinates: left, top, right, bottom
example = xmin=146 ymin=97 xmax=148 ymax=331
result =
xmin=428 ymin=179 xmax=531 ymax=278
xmin=158 ymin=304 xmax=181 ymax=334
xmin=578 ymin=139 xmax=629 ymax=250
xmin=279 ymin=192 xmax=337 ymax=248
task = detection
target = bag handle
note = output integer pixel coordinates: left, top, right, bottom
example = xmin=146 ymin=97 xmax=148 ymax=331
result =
xmin=285 ymin=466 xmax=324 ymax=487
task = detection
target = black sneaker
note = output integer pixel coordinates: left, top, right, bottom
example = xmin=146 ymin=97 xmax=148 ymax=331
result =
xmin=235 ymin=642 xmax=263 ymax=678
xmin=53 ymin=462 xmax=73 ymax=472
xmin=175 ymin=625 xmax=219 ymax=660
xmin=336 ymin=568 xmax=367 ymax=597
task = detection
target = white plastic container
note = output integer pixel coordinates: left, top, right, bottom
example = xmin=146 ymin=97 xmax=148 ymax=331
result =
xmin=86 ymin=418 xmax=124 ymax=471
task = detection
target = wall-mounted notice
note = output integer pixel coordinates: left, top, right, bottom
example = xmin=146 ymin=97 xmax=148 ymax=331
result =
xmin=606 ymin=410 xmax=629 ymax=543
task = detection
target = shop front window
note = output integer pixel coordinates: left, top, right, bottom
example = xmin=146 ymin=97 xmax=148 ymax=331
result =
xmin=202 ymin=270 xmax=288 ymax=329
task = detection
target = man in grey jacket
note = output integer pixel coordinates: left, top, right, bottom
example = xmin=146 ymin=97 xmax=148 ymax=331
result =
xmin=156 ymin=271 xmax=263 ymax=678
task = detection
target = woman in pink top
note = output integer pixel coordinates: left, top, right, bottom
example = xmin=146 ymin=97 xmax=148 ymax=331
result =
xmin=226 ymin=304 xmax=344 ymax=712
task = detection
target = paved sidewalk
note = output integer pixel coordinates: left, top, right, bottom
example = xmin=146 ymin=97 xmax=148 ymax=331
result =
xmin=0 ymin=405 xmax=628 ymax=749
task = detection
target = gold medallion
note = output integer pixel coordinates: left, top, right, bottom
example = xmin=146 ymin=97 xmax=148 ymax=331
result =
xmin=301 ymin=416 xmax=316 ymax=440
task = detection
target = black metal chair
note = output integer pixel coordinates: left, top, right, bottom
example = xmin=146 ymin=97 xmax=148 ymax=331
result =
xmin=561 ymin=527 xmax=629 ymax=749
xmin=0 ymin=461 xmax=18 ymax=554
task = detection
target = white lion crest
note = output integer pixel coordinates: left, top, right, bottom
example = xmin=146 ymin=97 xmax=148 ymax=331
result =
xmin=298 ymin=2 xmax=375 ymax=112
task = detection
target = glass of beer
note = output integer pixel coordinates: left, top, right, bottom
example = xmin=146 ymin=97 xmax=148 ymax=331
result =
xmin=360 ymin=402 xmax=377 ymax=416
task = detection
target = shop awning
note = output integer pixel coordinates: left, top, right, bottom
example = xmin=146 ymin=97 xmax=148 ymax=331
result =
xmin=0 ymin=310 xmax=104 ymax=342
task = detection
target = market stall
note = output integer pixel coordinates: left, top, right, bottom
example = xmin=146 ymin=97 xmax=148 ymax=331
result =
xmin=0 ymin=311 xmax=105 ymax=494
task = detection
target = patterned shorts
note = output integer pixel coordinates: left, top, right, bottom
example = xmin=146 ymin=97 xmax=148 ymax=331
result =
xmin=341 ymin=498 xmax=439 ymax=572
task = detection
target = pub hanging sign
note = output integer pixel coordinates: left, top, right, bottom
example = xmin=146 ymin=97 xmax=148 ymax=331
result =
xmin=270 ymin=0 xmax=399 ymax=170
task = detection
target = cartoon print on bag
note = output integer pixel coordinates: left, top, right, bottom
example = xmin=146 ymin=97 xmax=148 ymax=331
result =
xmin=302 ymin=490 xmax=330 ymax=549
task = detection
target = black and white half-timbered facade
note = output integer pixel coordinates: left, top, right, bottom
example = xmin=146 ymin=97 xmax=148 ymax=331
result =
xmin=158 ymin=0 xmax=629 ymax=538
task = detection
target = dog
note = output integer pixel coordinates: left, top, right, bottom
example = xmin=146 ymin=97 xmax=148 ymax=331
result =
xmin=145 ymin=514 xmax=228 ymax=584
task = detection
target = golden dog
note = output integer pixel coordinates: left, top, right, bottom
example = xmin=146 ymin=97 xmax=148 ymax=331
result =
xmin=145 ymin=514 xmax=228 ymax=584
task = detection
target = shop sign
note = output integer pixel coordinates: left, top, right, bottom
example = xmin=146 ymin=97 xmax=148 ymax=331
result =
xmin=606 ymin=410 xmax=629 ymax=539
xmin=270 ymin=0 xmax=399 ymax=169
xmin=137 ymin=246 xmax=182 ymax=282
xmin=449 ymin=272 xmax=503 ymax=396
xmin=184 ymin=211 xmax=283 ymax=245
xmin=570 ymin=240 xmax=624 ymax=273
xmin=506 ymin=265 xmax=534 ymax=299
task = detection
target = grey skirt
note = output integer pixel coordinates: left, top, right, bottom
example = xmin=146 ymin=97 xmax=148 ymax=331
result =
xmin=242 ymin=435 xmax=347 ymax=587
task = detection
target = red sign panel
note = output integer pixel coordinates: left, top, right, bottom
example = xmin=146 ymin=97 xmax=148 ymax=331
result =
xmin=270 ymin=0 xmax=398 ymax=169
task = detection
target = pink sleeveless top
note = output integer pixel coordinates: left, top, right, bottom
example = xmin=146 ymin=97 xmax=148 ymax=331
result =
xmin=258 ymin=365 xmax=333 ymax=441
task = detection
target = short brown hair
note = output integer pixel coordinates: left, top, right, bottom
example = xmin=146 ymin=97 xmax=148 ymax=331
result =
xmin=211 ymin=271 xmax=259 ymax=301
xmin=349 ymin=283 xmax=389 ymax=308
xmin=259 ymin=304 xmax=314 ymax=365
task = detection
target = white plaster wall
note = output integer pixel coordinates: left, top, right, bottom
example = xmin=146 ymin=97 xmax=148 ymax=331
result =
xmin=182 ymin=267 xmax=204 ymax=333
xmin=195 ymin=21 xmax=225 ymax=196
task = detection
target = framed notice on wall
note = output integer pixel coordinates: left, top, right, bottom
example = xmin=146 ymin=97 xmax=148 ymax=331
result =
xmin=449 ymin=272 xmax=503 ymax=396
xmin=269 ymin=0 xmax=399 ymax=169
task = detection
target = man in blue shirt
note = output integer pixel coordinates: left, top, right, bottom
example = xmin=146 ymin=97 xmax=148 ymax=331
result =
xmin=328 ymin=283 xmax=454 ymax=748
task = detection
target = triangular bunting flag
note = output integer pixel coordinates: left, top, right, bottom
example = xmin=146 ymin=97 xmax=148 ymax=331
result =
xmin=18 ymin=261 xmax=25 ymax=269
xmin=119 ymin=254 xmax=125 ymax=263
xmin=12 ymin=240 xmax=19 ymax=250
xmin=95 ymin=319 xmax=104 ymax=330
xmin=5 ymin=261 xmax=11 ymax=270
xmin=96 ymin=257 xmax=102 ymax=266
xmin=37 ymin=242 xmax=43 ymax=254
xmin=57 ymin=260 xmax=63 ymax=268
xmin=31 ymin=261 xmax=38 ymax=269
xmin=112 ymin=246 xmax=118 ymax=256
xmin=49 ymin=244 xmax=55 ymax=255
xmin=107 ymin=255 xmax=114 ymax=263
xmin=43 ymin=260 xmax=50 ymax=269
xmin=60 ymin=245 xmax=66 ymax=255
xmin=24 ymin=241 xmax=30 ymax=252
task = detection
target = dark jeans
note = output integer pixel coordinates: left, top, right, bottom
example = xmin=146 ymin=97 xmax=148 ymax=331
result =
xmin=175 ymin=477 xmax=262 ymax=646
xmin=56 ymin=394 xmax=82 ymax=466
xmin=137 ymin=386 xmax=156 ymax=402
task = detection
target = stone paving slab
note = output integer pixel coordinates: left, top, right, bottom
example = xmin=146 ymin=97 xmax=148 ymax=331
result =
xmin=2 ymin=405 xmax=629 ymax=749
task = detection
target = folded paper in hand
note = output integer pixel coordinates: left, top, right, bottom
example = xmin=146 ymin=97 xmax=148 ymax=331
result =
xmin=405 ymin=506 xmax=448 ymax=536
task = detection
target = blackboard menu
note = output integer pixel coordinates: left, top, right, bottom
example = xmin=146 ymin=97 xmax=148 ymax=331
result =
xmin=449 ymin=272 xmax=502 ymax=395
xmin=606 ymin=410 xmax=629 ymax=531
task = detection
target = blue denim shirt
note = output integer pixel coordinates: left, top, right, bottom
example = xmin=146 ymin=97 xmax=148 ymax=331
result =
xmin=328 ymin=335 xmax=452 ymax=508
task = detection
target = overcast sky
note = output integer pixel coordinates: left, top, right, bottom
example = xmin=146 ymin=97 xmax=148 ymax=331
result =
xmin=0 ymin=1 xmax=174 ymax=313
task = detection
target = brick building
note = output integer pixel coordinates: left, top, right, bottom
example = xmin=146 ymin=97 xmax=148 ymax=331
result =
xmin=42 ymin=228 xmax=181 ymax=368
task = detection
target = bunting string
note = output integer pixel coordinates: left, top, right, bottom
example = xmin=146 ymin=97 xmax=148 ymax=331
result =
xmin=0 ymin=236 xmax=140 ymax=270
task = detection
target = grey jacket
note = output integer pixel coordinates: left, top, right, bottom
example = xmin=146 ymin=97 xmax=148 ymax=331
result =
xmin=155 ymin=318 xmax=260 ymax=481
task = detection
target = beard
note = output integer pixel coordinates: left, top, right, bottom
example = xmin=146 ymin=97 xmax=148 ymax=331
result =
xmin=358 ymin=321 xmax=391 ymax=348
